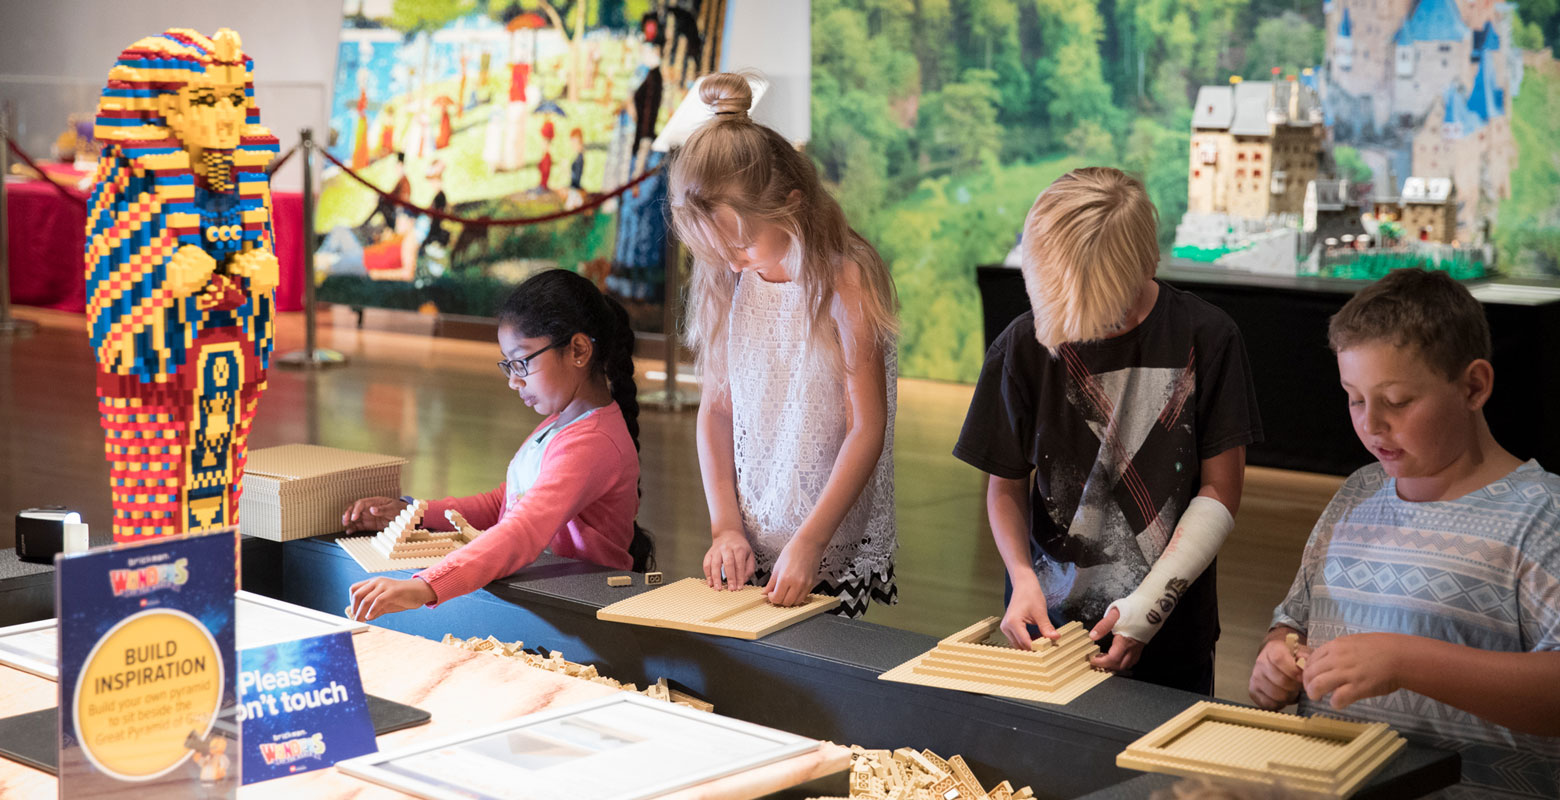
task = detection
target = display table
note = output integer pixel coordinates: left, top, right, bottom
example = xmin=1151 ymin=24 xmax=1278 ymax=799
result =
xmin=0 ymin=535 xmax=281 ymax=627
xmin=0 ymin=624 xmax=849 ymax=799
xmin=271 ymin=536 xmax=1459 ymax=798
xmin=3 ymin=176 xmax=307 ymax=313
xmin=976 ymin=264 xmax=1560 ymax=476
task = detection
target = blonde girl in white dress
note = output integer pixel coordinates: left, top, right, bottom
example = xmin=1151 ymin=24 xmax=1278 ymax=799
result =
xmin=668 ymin=73 xmax=899 ymax=617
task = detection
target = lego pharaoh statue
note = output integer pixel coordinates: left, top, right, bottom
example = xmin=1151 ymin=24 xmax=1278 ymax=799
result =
xmin=85 ymin=28 xmax=279 ymax=541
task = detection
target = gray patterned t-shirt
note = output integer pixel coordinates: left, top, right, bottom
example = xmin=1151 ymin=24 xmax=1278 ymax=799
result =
xmin=1274 ymin=460 xmax=1560 ymax=798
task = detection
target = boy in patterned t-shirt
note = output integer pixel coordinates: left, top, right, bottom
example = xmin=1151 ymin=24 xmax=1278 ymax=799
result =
xmin=956 ymin=168 xmax=1263 ymax=694
xmin=1252 ymin=269 xmax=1560 ymax=798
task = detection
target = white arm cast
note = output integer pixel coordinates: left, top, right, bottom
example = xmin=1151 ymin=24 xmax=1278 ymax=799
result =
xmin=1105 ymin=495 xmax=1234 ymax=643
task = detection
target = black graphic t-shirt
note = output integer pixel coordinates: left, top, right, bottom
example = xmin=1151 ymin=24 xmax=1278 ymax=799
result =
xmin=954 ymin=280 xmax=1263 ymax=669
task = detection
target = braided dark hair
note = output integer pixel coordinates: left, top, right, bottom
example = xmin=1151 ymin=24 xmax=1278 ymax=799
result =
xmin=496 ymin=270 xmax=655 ymax=571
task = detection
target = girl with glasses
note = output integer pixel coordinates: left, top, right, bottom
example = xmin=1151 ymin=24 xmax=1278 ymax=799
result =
xmin=343 ymin=270 xmax=652 ymax=621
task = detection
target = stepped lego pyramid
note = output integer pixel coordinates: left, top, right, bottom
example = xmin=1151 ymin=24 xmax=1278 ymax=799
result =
xmin=878 ymin=617 xmax=1112 ymax=705
xmin=240 ymin=444 xmax=407 ymax=541
xmin=597 ymin=577 xmax=838 ymax=640
xmin=337 ymin=501 xmax=485 ymax=572
xmin=1116 ymin=701 xmax=1405 ymax=797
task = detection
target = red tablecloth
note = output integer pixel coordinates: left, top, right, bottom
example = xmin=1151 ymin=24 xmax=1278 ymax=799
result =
xmin=4 ymin=177 xmax=305 ymax=312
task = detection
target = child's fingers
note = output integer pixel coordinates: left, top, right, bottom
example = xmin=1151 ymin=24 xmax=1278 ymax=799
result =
xmin=1090 ymin=635 xmax=1138 ymax=671
xmin=1000 ymin=617 xmax=1033 ymax=651
xmin=723 ymin=549 xmax=742 ymax=591
xmin=1088 ymin=607 xmax=1120 ymax=642
xmin=347 ymin=582 xmax=368 ymax=621
xmin=774 ymin=578 xmax=800 ymax=607
xmin=1328 ymin=681 xmax=1365 ymax=709
xmin=1248 ymin=676 xmax=1288 ymax=709
xmin=1303 ymin=663 xmax=1345 ymax=704
xmin=1264 ymin=641 xmax=1304 ymax=681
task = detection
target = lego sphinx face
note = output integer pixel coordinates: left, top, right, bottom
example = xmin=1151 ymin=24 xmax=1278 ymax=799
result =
xmin=161 ymin=80 xmax=247 ymax=150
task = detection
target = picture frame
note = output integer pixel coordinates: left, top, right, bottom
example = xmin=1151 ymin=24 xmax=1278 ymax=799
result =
xmin=335 ymin=693 xmax=818 ymax=800
xmin=0 ymin=591 xmax=367 ymax=680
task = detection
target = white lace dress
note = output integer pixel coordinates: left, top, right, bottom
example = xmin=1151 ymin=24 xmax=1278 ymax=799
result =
xmin=726 ymin=274 xmax=898 ymax=615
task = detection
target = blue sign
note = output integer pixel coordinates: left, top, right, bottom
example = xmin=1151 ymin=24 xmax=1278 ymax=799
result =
xmin=57 ymin=528 xmax=238 ymax=799
xmin=238 ymin=631 xmax=377 ymax=783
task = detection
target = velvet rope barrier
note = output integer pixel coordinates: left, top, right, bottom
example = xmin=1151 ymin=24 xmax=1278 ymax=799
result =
xmin=265 ymin=142 xmax=300 ymax=177
xmin=315 ymin=145 xmax=662 ymax=228
xmin=6 ymin=140 xmax=87 ymax=206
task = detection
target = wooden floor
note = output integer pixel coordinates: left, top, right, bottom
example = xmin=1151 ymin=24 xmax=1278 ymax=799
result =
xmin=0 ymin=306 xmax=1343 ymax=703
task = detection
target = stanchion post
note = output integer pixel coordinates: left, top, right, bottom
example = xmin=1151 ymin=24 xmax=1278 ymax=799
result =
xmin=640 ymin=232 xmax=698 ymax=411
xmin=0 ymin=100 xmax=40 ymax=338
xmin=278 ymin=127 xmax=346 ymax=369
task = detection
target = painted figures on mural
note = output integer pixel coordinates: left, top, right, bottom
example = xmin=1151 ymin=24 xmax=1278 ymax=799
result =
xmin=315 ymin=1 xmax=718 ymax=330
xmin=84 ymin=28 xmax=279 ymax=541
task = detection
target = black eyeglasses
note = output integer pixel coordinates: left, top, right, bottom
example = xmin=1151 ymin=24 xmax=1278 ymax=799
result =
xmin=497 ymin=340 xmax=566 ymax=379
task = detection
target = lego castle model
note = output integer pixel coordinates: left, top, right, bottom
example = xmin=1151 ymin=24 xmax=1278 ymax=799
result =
xmin=1174 ymin=0 xmax=1522 ymax=277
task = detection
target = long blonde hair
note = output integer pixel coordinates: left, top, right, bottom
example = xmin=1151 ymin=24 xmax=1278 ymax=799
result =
xmin=1021 ymin=167 xmax=1159 ymax=351
xmin=668 ymin=73 xmax=897 ymax=390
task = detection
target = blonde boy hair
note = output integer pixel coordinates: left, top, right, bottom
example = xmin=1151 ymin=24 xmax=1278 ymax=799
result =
xmin=669 ymin=72 xmax=898 ymax=390
xmin=1020 ymin=167 xmax=1160 ymax=350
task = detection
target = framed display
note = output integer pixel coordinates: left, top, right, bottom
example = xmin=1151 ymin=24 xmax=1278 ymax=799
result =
xmin=0 ymin=591 xmax=367 ymax=680
xmin=335 ymin=693 xmax=819 ymax=800
xmin=233 ymin=589 xmax=370 ymax=648
xmin=0 ymin=620 xmax=57 ymax=680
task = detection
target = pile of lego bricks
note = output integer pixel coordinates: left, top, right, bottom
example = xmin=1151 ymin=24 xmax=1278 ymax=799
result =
xmin=240 ymin=444 xmax=406 ymax=541
xmin=440 ymin=634 xmax=714 ymax=713
xmin=813 ymin=745 xmax=1036 ymax=800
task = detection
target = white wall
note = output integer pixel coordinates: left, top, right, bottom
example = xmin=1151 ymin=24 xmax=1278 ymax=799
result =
xmin=0 ymin=0 xmax=343 ymax=191
xmin=720 ymin=0 xmax=810 ymax=144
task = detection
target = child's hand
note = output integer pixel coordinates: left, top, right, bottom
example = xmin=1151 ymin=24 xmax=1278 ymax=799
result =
xmin=1304 ymin=633 xmax=1405 ymax=709
xmin=1088 ymin=606 xmax=1146 ymax=671
xmin=342 ymin=496 xmax=407 ymax=532
xmin=346 ymin=576 xmax=435 ymax=621
xmin=1000 ymin=578 xmax=1059 ymax=650
xmin=1250 ymin=630 xmax=1307 ymax=709
xmin=704 ymin=529 xmax=755 ymax=591
xmin=763 ymin=538 xmax=825 ymax=607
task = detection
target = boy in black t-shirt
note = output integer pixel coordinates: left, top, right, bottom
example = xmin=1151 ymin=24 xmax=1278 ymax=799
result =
xmin=954 ymin=168 xmax=1263 ymax=694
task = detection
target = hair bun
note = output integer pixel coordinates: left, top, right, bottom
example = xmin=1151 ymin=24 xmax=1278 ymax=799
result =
xmin=700 ymin=73 xmax=751 ymax=120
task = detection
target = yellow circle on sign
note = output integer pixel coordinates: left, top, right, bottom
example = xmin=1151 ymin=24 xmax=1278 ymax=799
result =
xmin=73 ymin=609 xmax=223 ymax=780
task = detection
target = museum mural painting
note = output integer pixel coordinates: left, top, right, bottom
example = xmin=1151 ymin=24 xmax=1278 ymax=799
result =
xmin=314 ymin=0 xmax=724 ymax=333
xmin=810 ymin=0 xmax=1560 ymax=383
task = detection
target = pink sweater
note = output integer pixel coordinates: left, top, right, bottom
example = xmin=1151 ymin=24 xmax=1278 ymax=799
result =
xmin=416 ymin=403 xmax=640 ymax=605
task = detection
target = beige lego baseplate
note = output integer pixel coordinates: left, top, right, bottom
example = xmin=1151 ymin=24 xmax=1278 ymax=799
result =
xmin=878 ymin=617 xmax=1112 ymax=705
xmin=1116 ymin=701 xmax=1405 ymax=798
xmin=596 ymin=577 xmax=838 ymax=640
xmin=245 ymin=444 xmax=409 ymax=479
xmin=336 ymin=501 xmax=484 ymax=573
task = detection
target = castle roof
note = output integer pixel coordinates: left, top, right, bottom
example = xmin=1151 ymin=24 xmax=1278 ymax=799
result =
xmin=1442 ymin=84 xmax=1483 ymax=136
xmin=1310 ymin=178 xmax=1349 ymax=211
xmin=1339 ymin=8 xmax=1352 ymax=38
xmin=1467 ymin=51 xmax=1503 ymax=120
xmin=1394 ymin=0 xmax=1470 ymax=45
xmin=1474 ymin=20 xmax=1500 ymax=52
xmin=1402 ymin=177 xmax=1453 ymax=203
xmin=1192 ymin=85 xmax=1234 ymax=130
xmin=1191 ymin=80 xmax=1320 ymax=135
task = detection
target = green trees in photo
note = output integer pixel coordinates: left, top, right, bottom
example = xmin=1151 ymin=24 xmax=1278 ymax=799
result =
xmin=810 ymin=0 xmax=1344 ymax=381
